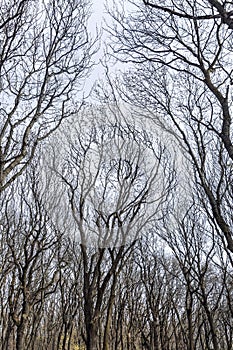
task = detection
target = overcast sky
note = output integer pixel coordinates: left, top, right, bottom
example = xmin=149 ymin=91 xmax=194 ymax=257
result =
xmin=91 ymin=0 xmax=105 ymax=26
xmin=83 ymin=0 xmax=111 ymax=95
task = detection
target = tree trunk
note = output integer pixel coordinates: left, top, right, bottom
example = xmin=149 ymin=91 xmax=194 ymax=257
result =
xmin=15 ymin=300 xmax=30 ymax=350
xmin=86 ymin=322 xmax=98 ymax=350
xmin=16 ymin=321 xmax=27 ymax=350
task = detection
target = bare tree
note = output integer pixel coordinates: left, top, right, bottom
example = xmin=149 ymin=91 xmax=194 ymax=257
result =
xmin=112 ymin=208 xmax=233 ymax=350
xmin=0 ymin=0 xmax=96 ymax=191
xmin=1 ymin=131 xmax=232 ymax=349
xmin=142 ymin=0 xmax=233 ymax=29
xmin=158 ymin=198 xmax=233 ymax=350
xmin=0 ymin=165 xmax=63 ymax=350
xmin=48 ymin=104 xmax=174 ymax=350
xmin=108 ymin=0 xmax=233 ymax=253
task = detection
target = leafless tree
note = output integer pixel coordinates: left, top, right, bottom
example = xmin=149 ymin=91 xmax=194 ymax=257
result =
xmin=48 ymin=104 xmax=175 ymax=350
xmin=158 ymin=198 xmax=233 ymax=350
xmin=0 ymin=137 xmax=232 ymax=350
xmin=0 ymin=0 xmax=96 ymax=191
xmin=142 ymin=0 xmax=233 ymax=29
xmin=108 ymin=0 xmax=233 ymax=253
xmin=0 ymin=164 xmax=64 ymax=350
xmin=108 ymin=209 xmax=233 ymax=350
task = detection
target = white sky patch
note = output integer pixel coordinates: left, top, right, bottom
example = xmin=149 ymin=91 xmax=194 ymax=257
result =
xmin=84 ymin=0 xmax=107 ymax=94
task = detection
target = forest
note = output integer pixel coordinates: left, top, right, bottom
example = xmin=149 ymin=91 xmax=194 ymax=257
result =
xmin=0 ymin=1 xmax=233 ymax=349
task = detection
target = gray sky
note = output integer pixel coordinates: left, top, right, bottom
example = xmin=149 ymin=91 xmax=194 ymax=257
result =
xmin=91 ymin=0 xmax=105 ymax=26
xmin=83 ymin=0 xmax=132 ymax=95
xmin=82 ymin=0 xmax=106 ymax=95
